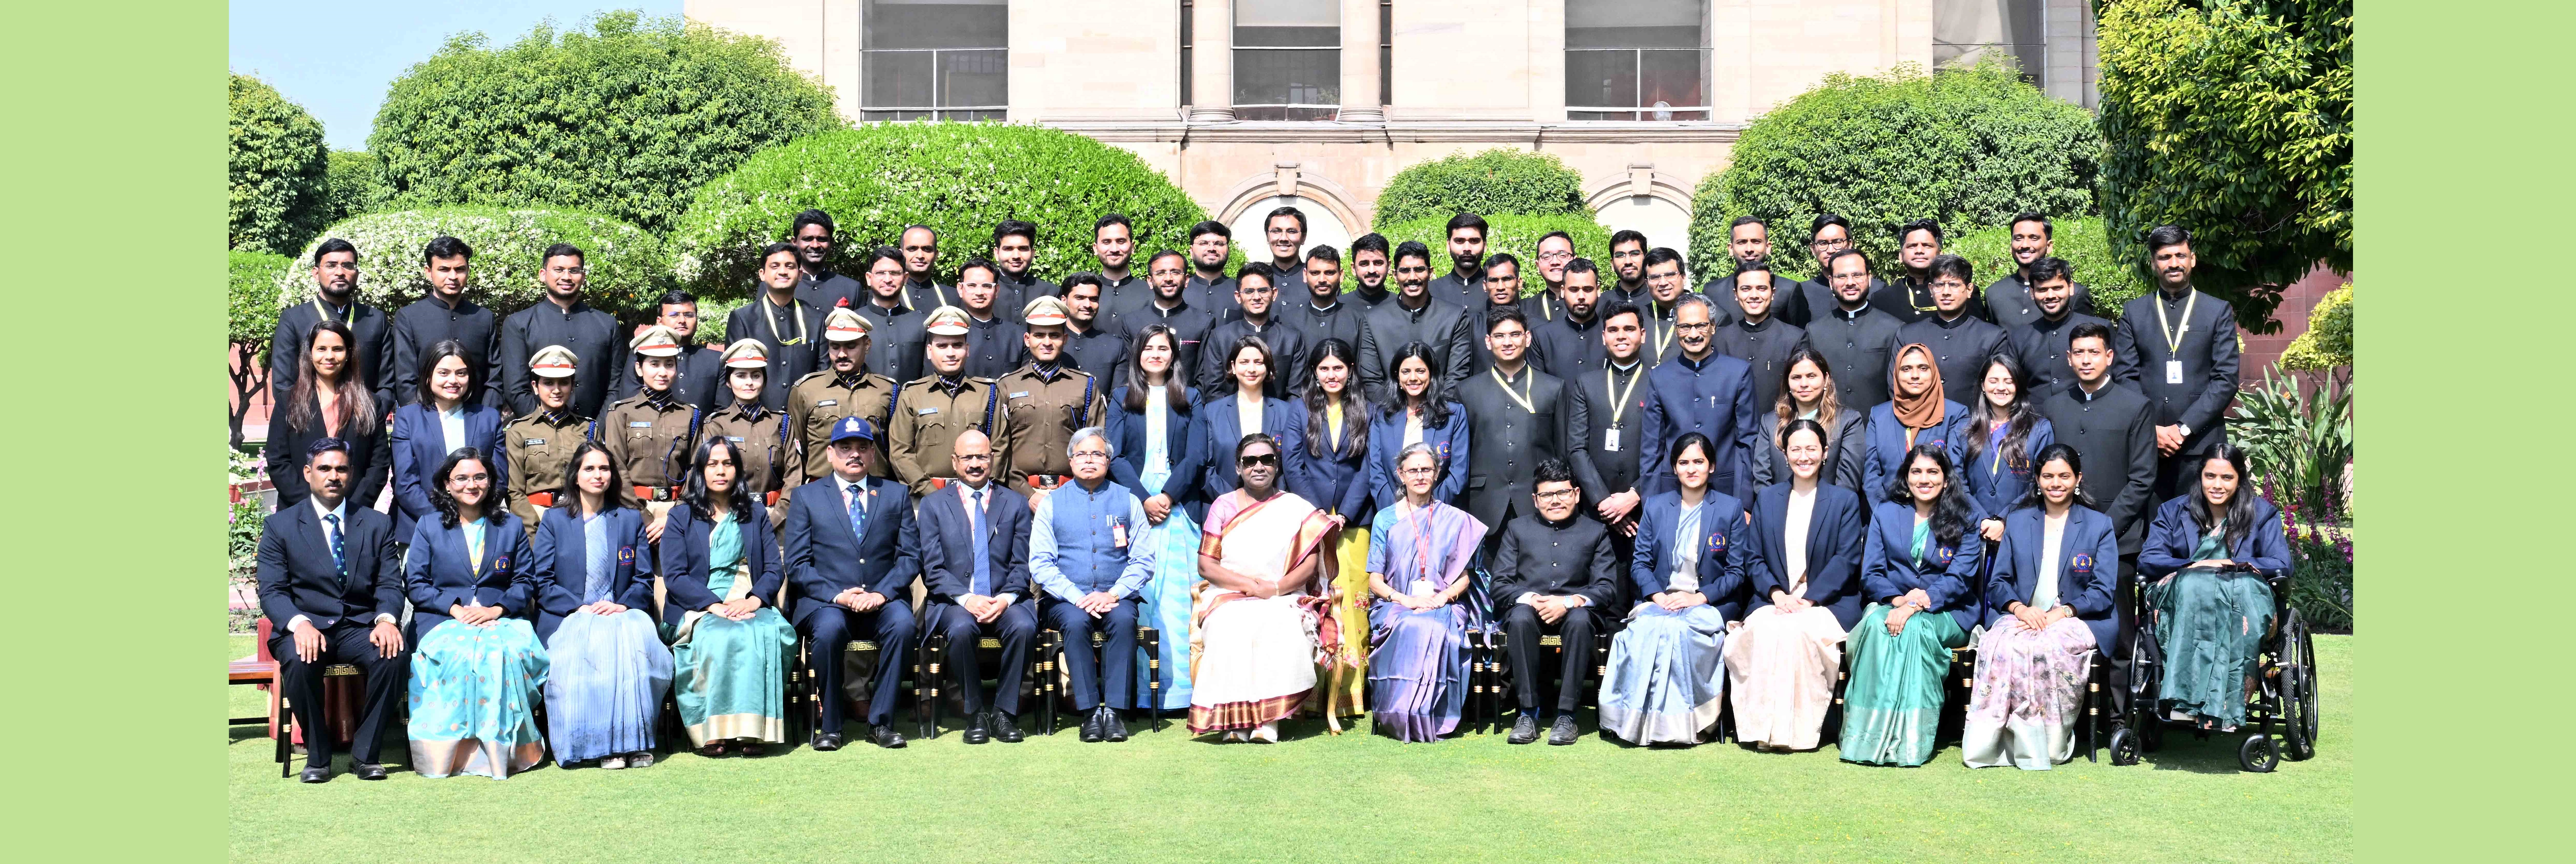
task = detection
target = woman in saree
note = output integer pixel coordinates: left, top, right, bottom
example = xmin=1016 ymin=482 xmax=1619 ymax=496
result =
xmin=531 ymin=441 xmax=672 ymax=769
xmin=1862 ymin=344 xmax=1970 ymax=504
xmin=402 ymin=446 xmax=547 ymax=779
xmin=2140 ymin=444 xmax=2291 ymax=731
xmin=1965 ymin=443 xmax=2117 ymax=769
xmin=1107 ymin=324 xmax=1204 ymax=713
xmin=1363 ymin=443 xmax=1487 ymax=742
xmin=1291 ymin=338 xmax=1374 ymax=719
xmin=1840 ymin=444 xmax=1983 ymax=766
xmin=1729 ymin=420 xmax=1869 ymax=752
xmin=1189 ymin=433 xmax=1337 ymax=742
xmin=1600 ymin=432 xmax=1755 ymax=746
xmin=657 ymin=436 xmax=795 ymax=756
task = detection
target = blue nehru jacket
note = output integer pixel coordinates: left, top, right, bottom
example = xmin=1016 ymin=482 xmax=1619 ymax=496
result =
xmin=1029 ymin=479 xmax=1157 ymax=601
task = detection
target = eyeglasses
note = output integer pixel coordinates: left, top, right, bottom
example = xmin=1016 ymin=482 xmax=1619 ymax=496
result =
xmin=1399 ymin=466 xmax=1439 ymax=477
xmin=1810 ymin=238 xmax=1850 ymax=249
xmin=1537 ymin=250 xmax=1575 ymax=261
xmin=1675 ymin=322 xmax=1715 ymax=332
xmin=1535 ymin=488 xmax=1579 ymax=501
xmin=955 ymin=453 xmax=992 ymax=463
xmin=1070 ymin=450 xmax=1110 ymax=461
xmin=1238 ymin=454 xmax=1280 ymax=467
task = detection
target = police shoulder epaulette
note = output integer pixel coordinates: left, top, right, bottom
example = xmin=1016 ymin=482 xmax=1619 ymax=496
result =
xmin=791 ymin=369 xmax=832 ymax=387
xmin=585 ymin=416 xmax=601 ymax=442
xmin=981 ymin=384 xmax=1000 ymax=435
xmin=1075 ymin=374 xmax=1097 ymax=428
xmin=883 ymin=379 xmax=904 ymax=420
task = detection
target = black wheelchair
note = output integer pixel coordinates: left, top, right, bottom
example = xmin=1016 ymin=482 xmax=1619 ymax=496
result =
xmin=2107 ymin=564 xmax=2322 ymax=772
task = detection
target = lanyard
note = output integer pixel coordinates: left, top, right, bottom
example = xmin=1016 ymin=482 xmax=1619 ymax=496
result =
xmin=2153 ymin=290 xmax=2198 ymax=355
xmin=1603 ymin=366 xmax=1643 ymax=428
xmin=763 ymin=295 xmax=809 ymax=346
xmin=1411 ymin=503 xmax=1439 ymax=588
xmin=1650 ymin=309 xmax=1676 ymax=357
xmin=1489 ymin=367 xmax=1535 ymax=413
xmin=311 ymin=297 xmax=346 ymax=324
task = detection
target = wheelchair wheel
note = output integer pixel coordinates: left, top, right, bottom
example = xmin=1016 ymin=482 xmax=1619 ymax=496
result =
xmin=2280 ymin=666 xmax=2315 ymax=761
xmin=2138 ymin=708 xmax=2163 ymax=752
xmin=2106 ymin=727 xmax=2141 ymax=767
xmin=2237 ymin=733 xmax=2278 ymax=773
xmin=2297 ymin=623 xmax=2321 ymax=750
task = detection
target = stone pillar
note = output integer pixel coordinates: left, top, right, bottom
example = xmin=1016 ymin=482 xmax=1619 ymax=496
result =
xmin=1337 ymin=0 xmax=1383 ymax=122
xmin=1188 ymin=0 xmax=1236 ymax=122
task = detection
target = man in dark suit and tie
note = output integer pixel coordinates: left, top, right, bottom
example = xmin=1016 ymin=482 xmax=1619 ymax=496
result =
xmin=914 ymin=428 xmax=1039 ymax=744
xmin=783 ymin=416 xmax=921 ymax=750
xmin=2113 ymin=225 xmax=2243 ymax=500
xmin=255 ymin=439 xmax=406 ymax=783
xmin=1489 ymin=460 xmax=1620 ymax=746
xmin=2039 ymin=322 xmax=2158 ymax=712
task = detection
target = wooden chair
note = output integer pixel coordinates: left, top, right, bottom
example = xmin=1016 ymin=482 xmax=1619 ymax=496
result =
xmin=1485 ymin=627 xmax=1616 ymax=732
xmin=1032 ymin=623 xmax=1164 ymax=734
xmin=917 ymin=630 xmax=1052 ymax=740
xmin=253 ymin=617 xmax=365 ymax=751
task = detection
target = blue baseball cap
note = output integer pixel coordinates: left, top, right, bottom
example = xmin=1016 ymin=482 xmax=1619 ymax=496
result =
xmin=829 ymin=416 xmax=876 ymax=444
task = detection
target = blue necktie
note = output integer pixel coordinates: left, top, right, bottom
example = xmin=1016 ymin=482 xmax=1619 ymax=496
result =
xmin=969 ymin=488 xmax=990 ymax=596
xmin=323 ymin=513 xmax=346 ymax=581
xmin=846 ymin=481 xmax=868 ymax=541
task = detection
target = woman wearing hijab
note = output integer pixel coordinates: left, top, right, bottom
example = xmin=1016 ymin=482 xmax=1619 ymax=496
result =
xmin=1841 ymin=445 xmax=1983 ymax=766
xmin=1599 ymin=432 xmax=1755 ymax=746
xmin=2140 ymin=445 xmax=2292 ymax=731
xmin=1965 ymin=443 xmax=2118 ymax=769
xmin=1862 ymin=344 xmax=1970 ymax=505
xmin=531 ymin=441 xmax=672 ymax=769
xmin=1728 ymin=420 xmax=1869 ymax=752
xmin=403 ymin=447 xmax=547 ymax=779
xmin=1364 ymin=443 xmax=1488 ymax=741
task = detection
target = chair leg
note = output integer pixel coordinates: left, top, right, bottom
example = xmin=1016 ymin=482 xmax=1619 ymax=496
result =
xmin=277 ymin=695 xmax=294 ymax=778
xmin=919 ymin=632 xmax=946 ymax=741
xmin=1037 ymin=630 xmax=1061 ymax=736
xmin=1140 ymin=626 xmax=1163 ymax=732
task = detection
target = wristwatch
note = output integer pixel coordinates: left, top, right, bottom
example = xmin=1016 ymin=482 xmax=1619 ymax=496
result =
xmin=2178 ymin=423 xmax=2192 ymax=437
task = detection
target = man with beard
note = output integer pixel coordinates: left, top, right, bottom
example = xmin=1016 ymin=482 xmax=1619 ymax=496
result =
xmin=854 ymin=246 xmax=931 ymax=384
xmin=1356 ymin=240 xmax=1477 ymax=395
xmin=1637 ymin=294 xmax=1757 ymax=503
xmin=273 ymin=237 xmax=395 ymax=411
xmin=1782 ymin=214 xmax=1878 ymax=327
xmin=1080 ymin=213 xmax=1151 ymax=325
xmin=1185 ymin=220 xmax=1237 ymax=315
xmin=1530 ymin=257 xmax=1609 ymax=380
xmin=1872 ymin=219 xmax=1989 ymax=324
xmin=1427 ymin=212 xmax=1487 ymax=310
xmin=2006 ymin=256 xmax=2111 ymax=401
xmin=498 ymin=243 xmax=622 ymax=417
xmin=790 ymin=209 xmax=865 ymax=311
xmin=1709 ymin=262 xmax=1809 ymax=412
xmin=990 ymin=219 xmax=1056 ymax=312
xmin=1467 ymin=253 xmax=1530 ymax=375
xmin=389 ymin=235 xmax=499 ymax=408
xmin=1118 ymin=250 xmax=1217 ymax=379
xmin=1984 ymin=212 xmax=2098 ymax=329
xmin=1286 ymin=245 xmax=1364 ymax=353
xmin=2113 ymin=225 xmax=2239 ymax=499
xmin=1345 ymin=233 xmax=1396 ymax=307
xmin=1605 ymin=229 xmax=1650 ymax=307
xmin=1803 ymin=248 xmax=1906 ymax=411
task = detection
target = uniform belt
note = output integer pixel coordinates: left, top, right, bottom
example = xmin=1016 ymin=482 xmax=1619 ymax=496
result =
xmin=925 ymin=477 xmax=953 ymax=492
xmin=632 ymin=485 xmax=683 ymax=502
xmin=526 ymin=491 xmax=557 ymax=508
xmin=1026 ymin=475 xmax=1071 ymax=490
xmin=762 ymin=489 xmax=782 ymax=507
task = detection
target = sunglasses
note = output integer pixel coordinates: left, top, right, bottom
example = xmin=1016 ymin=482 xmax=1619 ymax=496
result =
xmin=1237 ymin=453 xmax=1280 ymax=467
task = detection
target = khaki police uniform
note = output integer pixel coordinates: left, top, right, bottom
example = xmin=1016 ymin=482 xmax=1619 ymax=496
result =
xmin=502 ymin=408 xmax=591 ymax=534
xmin=996 ymin=363 xmax=1107 ymax=497
xmin=887 ymin=373 xmax=1004 ymax=498
xmin=786 ymin=369 xmax=899 ymax=483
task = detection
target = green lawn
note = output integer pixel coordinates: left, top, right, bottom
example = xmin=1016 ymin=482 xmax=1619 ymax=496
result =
xmin=228 ymin=634 xmax=2351 ymax=863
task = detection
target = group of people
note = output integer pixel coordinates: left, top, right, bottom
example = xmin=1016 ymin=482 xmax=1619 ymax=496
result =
xmin=255 ymin=204 xmax=2291 ymax=782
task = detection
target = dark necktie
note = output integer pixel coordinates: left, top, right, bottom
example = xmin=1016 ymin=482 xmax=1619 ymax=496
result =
xmin=323 ymin=513 xmax=346 ymax=584
xmin=846 ymin=481 xmax=868 ymax=540
xmin=969 ymin=488 xmax=990 ymax=596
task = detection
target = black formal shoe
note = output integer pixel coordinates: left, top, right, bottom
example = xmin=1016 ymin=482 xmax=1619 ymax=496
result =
xmin=964 ymin=712 xmax=992 ymax=745
xmin=812 ymin=732 xmax=844 ymax=752
xmin=1104 ymin=709 xmax=1130 ymax=743
xmin=1548 ymin=714 xmax=1580 ymax=746
xmin=355 ymin=763 xmax=389 ymax=781
xmin=1080 ymin=709 xmax=1104 ymax=743
xmin=1508 ymin=713 xmax=1540 ymax=745
xmin=299 ymin=765 xmax=331 ymax=784
xmin=994 ymin=712 xmax=1026 ymax=743
xmin=869 ymin=725 xmax=907 ymax=749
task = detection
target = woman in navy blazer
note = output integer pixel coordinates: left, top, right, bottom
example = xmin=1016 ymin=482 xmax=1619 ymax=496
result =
xmin=527 ymin=440 xmax=672 ymax=768
xmin=1599 ymin=433 xmax=1760 ymax=746
xmin=656 ymin=436 xmax=794 ymax=754
xmin=1863 ymin=344 xmax=1970 ymax=505
xmin=1291 ymin=339 xmax=1377 ymax=716
xmin=1195 ymin=334 xmax=1307 ymax=500
xmin=1842 ymin=444 xmax=1983 ymax=766
xmin=1109 ymin=324 xmax=1213 ymax=713
xmin=1964 ymin=443 xmax=2118 ymax=769
xmin=400 ymin=446 xmax=548 ymax=778
xmin=2138 ymin=444 xmax=2290 ymax=731
xmin=1363 ymin=343 xmax=1469 ymax=512
xmin=392 ymin=340 xmax=510 ymax=541
xmin=1728 ymin=419 xmax=1870 ymax=752
xmin=1958 ymin=353 xmax=2055 ymax=517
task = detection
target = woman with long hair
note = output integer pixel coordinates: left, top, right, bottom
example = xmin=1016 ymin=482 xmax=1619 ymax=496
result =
xmin=1862 ymin=344 xmax=1970 ymax=504
xmin=1363 ymin=443 xmax=1488 ymax=741
xmin=391 ymin=339 xmax=509 ymax=541
xmin=1840 ymin=445 xmax=1983 ymax=766
xmin=268 ymin=319 xmax=391 ymax=509
xmin=1964 ymin=443 xmax=2117 ymax=769
xmin=1363 ymin=343 xmax=1469 ymax=511
xmin=1599 ymin=432 xmax=1753 ymax=746
xmin=658 ymin=437 xmax=795 ymax=756
xmin=1194 ymin=335 xmax=1306 ymax=500
xmin=402 ymin=447 xmax=546 ymax=778
xmin=1752 ymin=347 xmax=1868 ymax=493
xmin=530 ymin=442 xmax=672 ymax=769
xmin=1290 ymin=338 xmax=1375 ymax=716
xmin=1108 ymin=324 xmax=1206 ymax=713
xmin=1959 ymin=352 xmax=2055 ymax=519
xmin=1729 ymin=420 xmax=1869 ymax=752
xmin=2140 ymin=445 xmax=2292 ymax=731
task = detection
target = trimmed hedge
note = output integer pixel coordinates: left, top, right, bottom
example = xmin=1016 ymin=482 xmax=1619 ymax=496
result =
xmin=669 ymin=122 xmax=1210 ymax=298
xmin=2281 ymin=282 xmax=2352 ymax=371
xmin=229 ymin=74 xmax=330 ymax=255
xmin=1948 ymin=217 xmax=2152 ymax=313
xmin=1371 ymin=213 xmax=1611 ymax=298
xmin=1373 ymin=148 xmax=1588 ymax=227
xmin=370 ymin=11 xmax=844 ymax=234
xmin=277 ymin=206 xmax=669 ymax=321
xmin=1690 ymin=61 xmax=2100 ymax=283
xmin=229 ymin=251 xmax=293 ymax=349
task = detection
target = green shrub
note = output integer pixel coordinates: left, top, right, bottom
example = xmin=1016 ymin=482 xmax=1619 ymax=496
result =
xmin=2281 ymin=283 xmax=2352 ymax=370
xmin=1373 ymin=148 xmax=1588 ymax=227
xmin=1948 ymin=217 xmax=2153 ymax=312
xmin=2232 ymin=363 xmax=2352 ymax=524
xmin=229 ymin=74 xmax=331 ymax=255
xmin=669 ymin=122 xmax=1209 ymax=299
xmin=323 ymin=149 xmax=389 ymax=225
xmin=2098 ymin=0 xmax=2352 ymax=333
xmin=1371 ymin=212 xmax=1610 ymax=298
xmin=274 ymin=206 xmax=669 ymax=321
xmin=2283 ymin=522 xmax=2353 ymax=633
xmin=370 ymin=11 xmax=844 ymax=234
xmin=229 ymin=251 xmax=293 ymax=350
xmin=1690 ymin=61 xmax=2099 ymax=283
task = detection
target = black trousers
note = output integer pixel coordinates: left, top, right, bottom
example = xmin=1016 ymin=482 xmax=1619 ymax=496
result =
xmin=798 ymin=602 xmax=918 ymax=732
xmin=1502 ymin=603 xmax=1602 ymax=712
xmin=929 ymin=602 xmax=1037 ymax=716
xmin=2109 ymin=556 xmax=2141 ymax=715
xmin=1043 ymin=598 xmax=1140 ymax=710
xmin=270 ymin=620 xmax=407 ymax=769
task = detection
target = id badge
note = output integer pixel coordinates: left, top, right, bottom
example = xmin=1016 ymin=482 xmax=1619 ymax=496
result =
xmin=2165 ymin=360 xmax=2184 ymax=385
xmin=1111 ymin=521 xmax=1129 ymax=548
xmin=1410 ymin=578 xmax=1434 ymax=596
xmin=1603 ymin=427 xmax=1621 ymax=452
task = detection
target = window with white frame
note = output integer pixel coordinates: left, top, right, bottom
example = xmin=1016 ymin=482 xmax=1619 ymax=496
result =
xmin=1935 ymin=0 xmax=2048 ymax=90
xmin=1234 ymin=0 xmax=1340 ymax=121
xmin=861 ymin=0 xmax=1008 ymax=121
xmin=1565 ymin=0 xmax=1711 ymax=121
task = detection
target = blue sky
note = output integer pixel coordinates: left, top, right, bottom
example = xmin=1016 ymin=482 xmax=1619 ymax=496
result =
xmin=230 ymin=2 xmax=682 ymax=151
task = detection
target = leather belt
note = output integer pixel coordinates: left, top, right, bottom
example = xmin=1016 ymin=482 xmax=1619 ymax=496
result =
xmin=526 ymin=491 xmax=557 ymax=508
xmin=632 ymin=485 xmax=682 ymax=502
